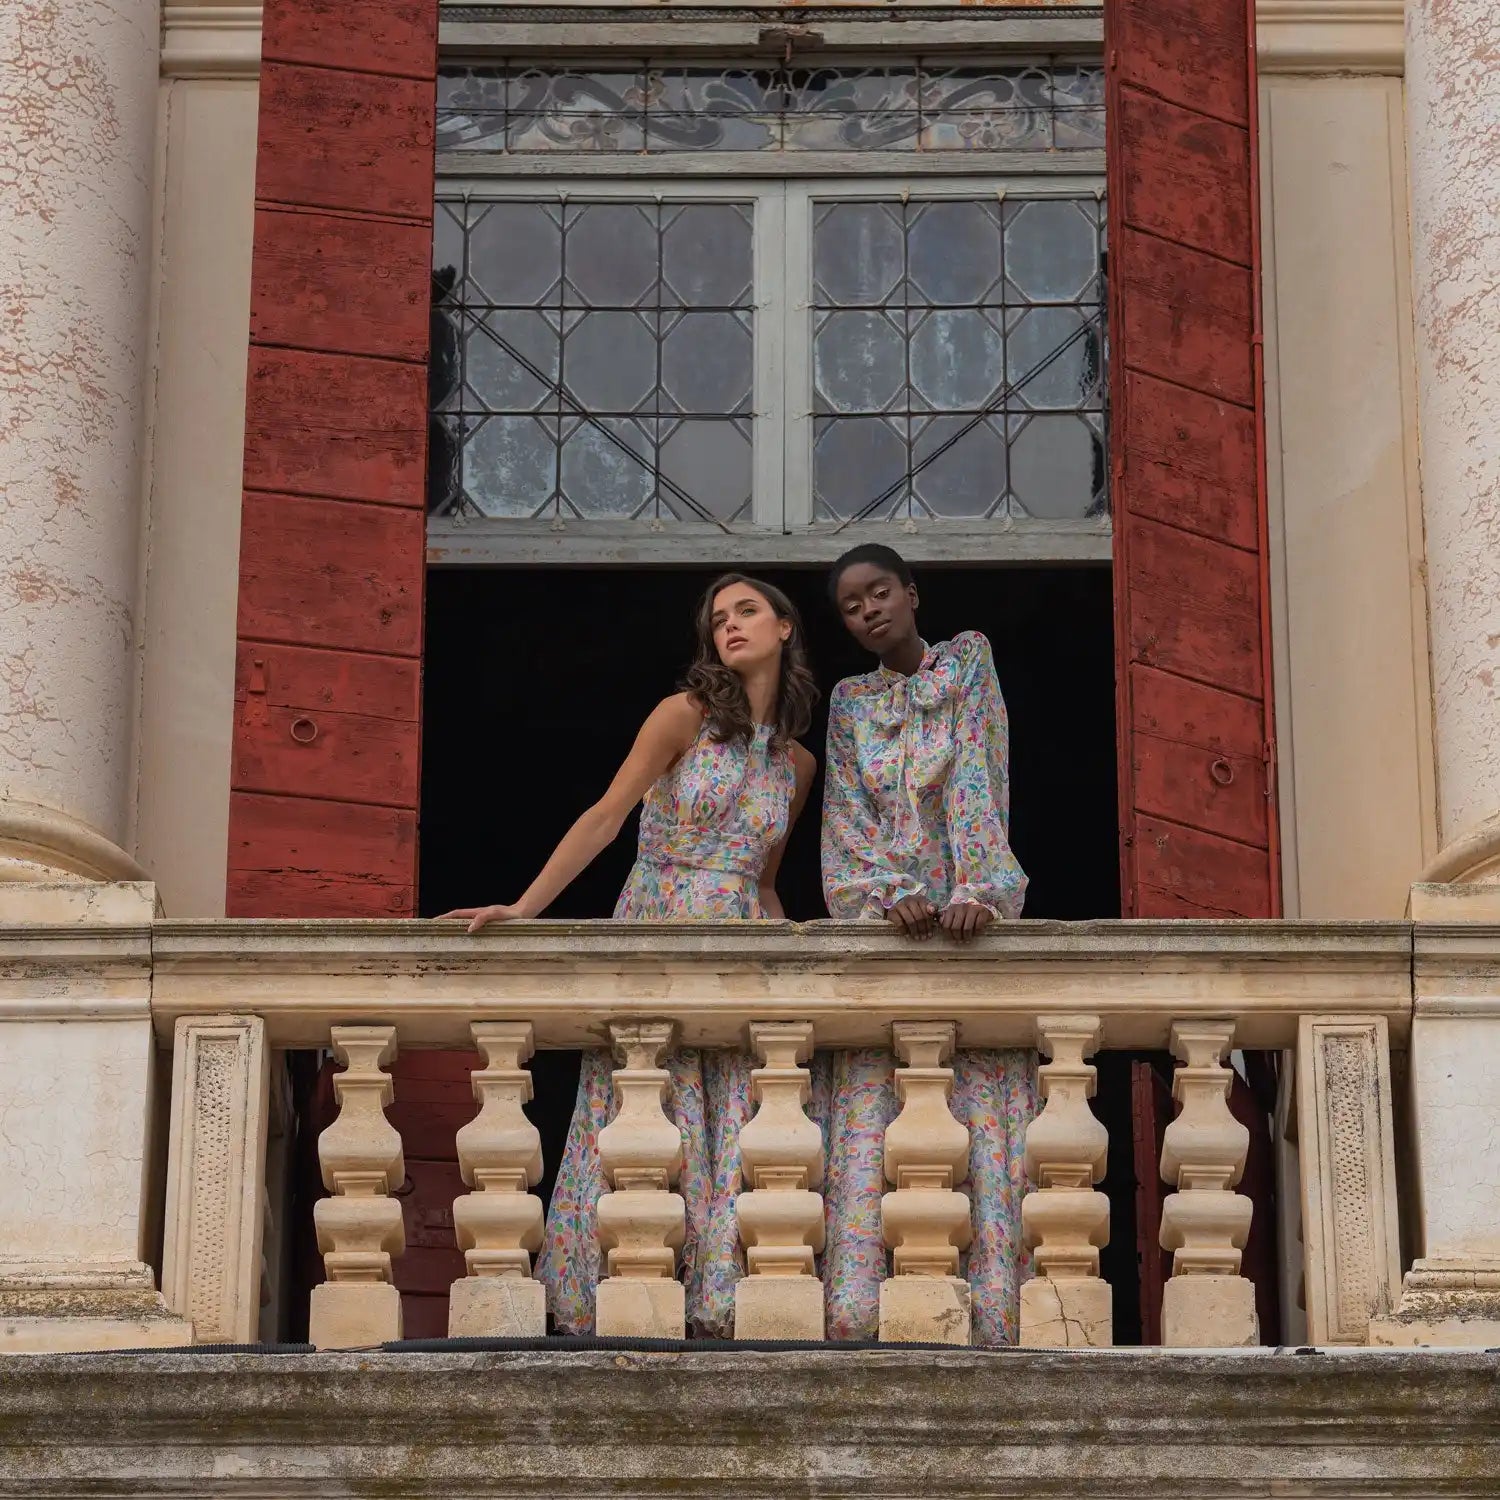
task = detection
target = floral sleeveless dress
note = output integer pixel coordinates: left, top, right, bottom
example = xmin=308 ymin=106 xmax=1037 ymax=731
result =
xmin=536 ymin=719 xmax=794 ymax=1336
xmin=817 ymin=631 xmax=1037 ymax=1345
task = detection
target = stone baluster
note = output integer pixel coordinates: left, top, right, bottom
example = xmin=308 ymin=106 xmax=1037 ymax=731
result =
xmin=1020 ymin=1015 xmax=1111 ymax=1347
xmin=595 ymin=1022 xmax=686 ymax=1337
xmin=879 ymin=1022 xmax=972 ymax=1345
xmin=449 ymin=1023 xmax=547 ymax=1338
xmin=1159 ymin=1020 xmax=1256 ymax=1347
xmin=309 ymin=1026 xmax=405 ymax=1350
xmin=735 ymin=1021 xmax=825 ymax=1340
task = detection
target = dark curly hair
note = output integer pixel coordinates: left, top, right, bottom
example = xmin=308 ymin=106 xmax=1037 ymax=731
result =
xmin=682 ymin=573 xmax=819 ymax=750
xmin=827 ymin=542 xmax=914 ymax=604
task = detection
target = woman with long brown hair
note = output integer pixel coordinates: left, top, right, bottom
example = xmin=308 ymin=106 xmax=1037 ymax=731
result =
xmin=441 ymin=573 xmax=818 ymax=1335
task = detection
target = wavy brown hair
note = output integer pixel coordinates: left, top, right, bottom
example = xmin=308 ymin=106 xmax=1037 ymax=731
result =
xmin=683 ymin=573 xmax=819 ymax=749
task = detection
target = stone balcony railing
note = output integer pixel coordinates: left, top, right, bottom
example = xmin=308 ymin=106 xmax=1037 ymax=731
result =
xmin=5 ymin=880 xmax=1500 ymax=1355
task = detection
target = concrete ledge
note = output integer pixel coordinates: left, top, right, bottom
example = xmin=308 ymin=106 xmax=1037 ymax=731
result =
xmin=0 ymin=1349 xmax=1497 ymax=1494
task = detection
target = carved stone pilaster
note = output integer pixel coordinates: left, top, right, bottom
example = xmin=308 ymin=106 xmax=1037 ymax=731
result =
xmin=161 ymin=1015 xmax=269 ymax=1344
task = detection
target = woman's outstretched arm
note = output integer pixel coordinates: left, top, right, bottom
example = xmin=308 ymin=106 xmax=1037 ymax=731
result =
xmin=438 ymin=694 xmax=702 ymax=932
xmin=758 ymin=742 xmax=817 ymax=920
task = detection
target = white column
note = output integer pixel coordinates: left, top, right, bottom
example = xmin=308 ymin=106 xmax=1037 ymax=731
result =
xmin=0 ymin=0 xmax=158 ymax=883
xmin=1407 ymin=0 xmax=1500 ymax=872
xmin=1378 ymin=0 xmax=1500 ymax=1345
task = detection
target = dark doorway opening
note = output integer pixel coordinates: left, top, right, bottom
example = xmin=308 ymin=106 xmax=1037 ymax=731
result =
xmin=331 ymin=562 xmax=1125 ymax=1341
xmin=419 ymin=564 xmax=1119 ymax=923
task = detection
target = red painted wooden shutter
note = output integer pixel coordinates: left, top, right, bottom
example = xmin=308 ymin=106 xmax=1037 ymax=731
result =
xmin=1106 ymin=0 xmax=1280 ymax=917
xmin=1130 ymin=1058 xmax=1171 ymax=1343
xmin=228 ymin=0 xmax=438 ymax=917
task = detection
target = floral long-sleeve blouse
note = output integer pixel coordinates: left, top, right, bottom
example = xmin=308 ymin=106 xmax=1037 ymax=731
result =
xmin=821 ymin=630 xmax=1028 ymax=920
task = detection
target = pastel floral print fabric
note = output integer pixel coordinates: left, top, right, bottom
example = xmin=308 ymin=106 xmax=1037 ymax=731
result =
xmin=822 ymin=630 xmax=1028 ymax=919
xmin=616 ymin=719 xmax=795 ymax=920
xmin=541 ymin=1045 xmax=1036 ymax=1342
xmin=536 ymin=718 xmax=790 ymax=1335
xmin=814 ymin=630 xmax=1037 ymax=1342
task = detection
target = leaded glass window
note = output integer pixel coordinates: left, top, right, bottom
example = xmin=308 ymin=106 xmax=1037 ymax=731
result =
xmin=432 ymin=198 xmax=758 ymax=522
xmin=430 ymin=56 xmax=1108 ymax=549
xmin=808 ymin=196 xmax=1105 ymax=522
xmin=438 ymin=60 xmax=1104 ymax=156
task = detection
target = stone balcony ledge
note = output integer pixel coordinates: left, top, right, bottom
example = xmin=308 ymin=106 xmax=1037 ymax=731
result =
xmin=1 ymin=1347 xmax=1498 ymax=1496
xmin=8 ymin=885 xmax=1500 ymax=1355
xmin=0 ymin=907 xmax=1423 ymax=1049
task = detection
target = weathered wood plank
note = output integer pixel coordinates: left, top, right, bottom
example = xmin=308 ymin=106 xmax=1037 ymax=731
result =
xmin=235 ymin=640 xmax=421 ymax=720
xmin=1118 ymin=87 xmax=1250 ymax=265
xmin=232 ymin=643 xmax=421 ymax=808
xmin=243 ymin=348 xmax=428 ymax=506
xmin=237 ymin=494 xmax=425 ymax=653
xmin=250 ymin=208 xmax=431 ymax=363
xmin=1133 ymin=730 xmax=1268 ymax=848
xmin=232 ymin=709 xmax=420 ymax=808
xmin=256 ymin=65 xmax=435 ymax=220
xmin=1133 ymin=816 xmax=1273 ymax=919
xmin=1121 ymin=370 xmax=1258 ymax=551
xmin=264 ymin=0 xmax=436 ymax=79
xmin=1131 ymin=663 xmax=1263 ymax=757
xmin=226 ymin=792 xmax=417 ymax=918
xmin=392 ymin=1158 xmax=468 ymax=1295
xmin=1108 ymin=0 xmax=1249 ymax=126
xmin=1125 ymin=516 xmax=1262 ymax=697
xmin=1117 ymin=228 xmax=1254 ymax=406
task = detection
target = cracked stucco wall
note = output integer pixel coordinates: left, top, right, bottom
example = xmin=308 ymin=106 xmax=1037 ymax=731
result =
xmin=0 ymin=0 xmax=157 ymax=847
xmin=1408 ymin=0 xmax=1500 ymax=847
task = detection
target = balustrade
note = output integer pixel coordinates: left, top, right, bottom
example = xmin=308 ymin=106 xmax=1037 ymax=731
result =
xmin=595 ymin=1021 xmax=687 ymax=1338
xmin=308 ymin=1025 xmax=406 ymax=1350
xmin=1158 ymin=1021 xmax=1257 ymax=1347
xmin=1019 ymin=1014 xmax=1111 ymax=1347
xmin=879 ymin=1022 xmax=973 ymax=1344
xmin=1 ymin=912 xmax=1419 ymax=1354
xmin=449 ymin=1022 xmax=547 ymax=1337
xmin=735 ymin=1021 xmax=825 ymax=1340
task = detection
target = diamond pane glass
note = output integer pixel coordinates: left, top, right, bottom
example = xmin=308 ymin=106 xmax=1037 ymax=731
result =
xmin=438 ymin=59 xmax=1105 ymax=156
xmin=433 ymin=197 xmax=756 ymax=521
xmin=810 ymin=193 xmax=1105 ymax=522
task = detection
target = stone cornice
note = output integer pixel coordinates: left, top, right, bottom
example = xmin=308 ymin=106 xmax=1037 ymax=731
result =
xmin=154 ymin=1 xmax=1404 ymax=83
xmin=2 ymin=1349 xmax=1499 ymax=1494
xmin=160 ymin=3 xmax=262 ymax=79
xmin=1256 ymin=0 xmax=1406 ymax=75
xmin=1413 ymin=919 xmax=1500 ymax=1017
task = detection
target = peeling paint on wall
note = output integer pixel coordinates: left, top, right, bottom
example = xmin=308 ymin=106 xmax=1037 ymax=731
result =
xmin=0 ymin=0 xmax=157 ymax=846
xmin=1408 ymin=0 xmax=1500 ymax=845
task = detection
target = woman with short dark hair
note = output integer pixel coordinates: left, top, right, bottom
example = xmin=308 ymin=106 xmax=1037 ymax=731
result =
xmin=815 ymin=543 xmax=1034 ymax=1345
